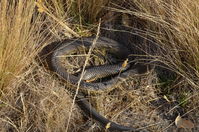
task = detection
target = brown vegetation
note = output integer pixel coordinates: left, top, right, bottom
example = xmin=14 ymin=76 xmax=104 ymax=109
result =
xmin=0 ymin=0 xmax=198 ymax=131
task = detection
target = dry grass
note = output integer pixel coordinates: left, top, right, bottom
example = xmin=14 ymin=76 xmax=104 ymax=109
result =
xmin=126 ymin=0 xmax=199 ymax=113
xmin=0 ymin=0 xmax=41 ymax=89
xmin=0 ymin=0 xmax=199 ymax=132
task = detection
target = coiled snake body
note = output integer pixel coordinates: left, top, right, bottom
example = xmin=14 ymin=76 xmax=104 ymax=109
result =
xmin=42 ymin=36 xmax=149 ymax=131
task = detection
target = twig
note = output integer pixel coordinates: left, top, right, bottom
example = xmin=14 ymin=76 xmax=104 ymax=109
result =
xmin=65 ymin=19 xmax=101 ymax=132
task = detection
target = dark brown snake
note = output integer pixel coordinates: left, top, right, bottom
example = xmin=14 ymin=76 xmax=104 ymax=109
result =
xmin=40 ymin=36 xmax=150 ymax=132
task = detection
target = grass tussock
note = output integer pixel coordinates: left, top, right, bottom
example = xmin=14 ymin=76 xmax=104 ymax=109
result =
xmin=0 ymin=0 xmax=199 ymax=131
xmin=0 ymin=0 xmax=82 ymax=131
xmin=134 ymin=0 xmax=199 ymax=80
xmin=0 ymin=0 xmax=45 ymax=89
xmin=130 ymin=0 xmax=199 ymax=108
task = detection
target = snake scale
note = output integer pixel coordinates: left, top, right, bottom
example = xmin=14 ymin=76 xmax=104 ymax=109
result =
xmin=40 ymin=36 xmax=150 ymax=132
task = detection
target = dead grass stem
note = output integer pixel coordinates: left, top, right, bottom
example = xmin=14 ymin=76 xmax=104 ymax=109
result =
xmin=1 ymin=0 xmax=199 ymax=131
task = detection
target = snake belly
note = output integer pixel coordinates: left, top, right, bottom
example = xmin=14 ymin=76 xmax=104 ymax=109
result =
xmin=49 ymin=36 xmax=143 ymax=132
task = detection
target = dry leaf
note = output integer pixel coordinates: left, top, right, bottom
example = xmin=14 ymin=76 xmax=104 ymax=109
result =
xmin=122 ymin=58 xmax=129 ymax=68
xmin=35 ymin=0 xmax=45 ymax=13
xmin=163 ymin=95 xmax=171 ymax=102
xmin=105 ymin=122 xmax=111 ymax=129
xmin=175 ymin=115 xmax=194 ymax=129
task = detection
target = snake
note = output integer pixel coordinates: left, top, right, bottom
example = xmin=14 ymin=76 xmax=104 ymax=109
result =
xmin=41 ymin=36 xmax=149 ymax=132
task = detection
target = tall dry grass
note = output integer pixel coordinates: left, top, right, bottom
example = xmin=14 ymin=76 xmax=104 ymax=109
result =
xmin=0 ymin=0 xmax=199 ymax=131
xmin=122 ymin=0 xmax=199 ymax=123
xmin=133 ymin=0 xmax=199 ymax=104
xmin=0 ymin=0 xmax=45 ymax=89
xmin=35 ymin=0 xmax=109 ymax=37
xmin=0 ymin=0 xmax=84 ymax=131
xmin=135 ymin=0 xmax=199 ymax=83
xmin=109 ymin=0 xmax=199 ymax=99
